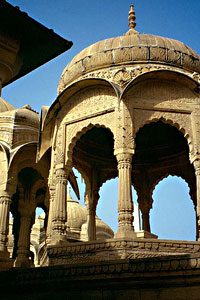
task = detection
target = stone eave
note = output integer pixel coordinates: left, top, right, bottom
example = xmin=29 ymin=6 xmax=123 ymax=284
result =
xmin=0 ymin=1 xmax=73 ymax=87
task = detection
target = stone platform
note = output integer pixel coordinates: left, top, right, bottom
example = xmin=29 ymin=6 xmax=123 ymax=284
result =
xmin=46 ymin=238 xmax=200 ymax=266
xmin=1 ymin=253 xmax=200 ymax=299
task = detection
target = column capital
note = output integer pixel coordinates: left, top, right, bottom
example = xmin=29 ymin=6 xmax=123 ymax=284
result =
xmin=115 ymin=152 xmax=133 ymax=170
xmin=193 ymin=159 xmax=200 ymax=176
xmin=114 ymin=148 xmax=135 ymax=156
xmin=0 ymin=191 xmax=11 ymax=204
xmin=55 ymin=168 xmax=67 ymax=184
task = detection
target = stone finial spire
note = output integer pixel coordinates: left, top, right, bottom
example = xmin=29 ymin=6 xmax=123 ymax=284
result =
xmin=128 ymin=5 xmax=136 ymax=29
xmin=125 ymin=4 xmax=139 ymax=35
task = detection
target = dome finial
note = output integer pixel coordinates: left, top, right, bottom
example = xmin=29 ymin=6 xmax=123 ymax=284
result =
xmin=128 ymin=4 xmax=136 ymax=30
xmin=125 ymin=4 xmax=139 ymax=35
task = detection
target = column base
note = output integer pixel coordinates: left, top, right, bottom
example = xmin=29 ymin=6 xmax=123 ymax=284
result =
xmin=14 ymin=255 xmax=30 ymax=268
xmin=115 ymin=227 xmax=136 ymax=239
xmin=135 ymin=230 xmax=158 ymax=239
xmin=47 ymin=234 xmax=69 ymax=247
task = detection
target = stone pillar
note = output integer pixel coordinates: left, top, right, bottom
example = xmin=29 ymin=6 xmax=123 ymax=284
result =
xmin=14 ymin=214 xmax=32 ymax=268
xmin=87 ymin=205 xmax=96 ymax=241
xmin=115 ymin=152 xmax=135 ymax=238
xmin=52 ymin=168 xmax=67 ymax=239
xmin=85 ymin=188 xmax=99 ymax=241
xmin=141 ymin=206 xmax=151 ymax=232
xmin=0 ymin=191 xmax=11 ymax=256
xmin=46 ymin=187 xmax=55 ymax=244
xmin=194 ymin=160 xmax=200 ymax=240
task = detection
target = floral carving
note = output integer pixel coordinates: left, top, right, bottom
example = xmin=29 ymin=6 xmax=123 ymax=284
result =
xmin=113 ymin=68 xmax=132 ymax=87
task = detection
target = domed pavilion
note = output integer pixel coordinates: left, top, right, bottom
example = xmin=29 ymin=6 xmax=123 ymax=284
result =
xmin=37 ymin=5 xmax=200 ymax=265
xmin=0 ymin=4 xmax=200 ymax=270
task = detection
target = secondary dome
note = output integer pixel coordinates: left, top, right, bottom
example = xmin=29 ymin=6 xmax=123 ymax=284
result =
xmin=0 ymin=97 xmax=15 ymax=112
xmin=58 ymin=6 xmax=200 ymax=94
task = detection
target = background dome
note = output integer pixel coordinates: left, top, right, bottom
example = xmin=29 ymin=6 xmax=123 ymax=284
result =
xmin=0 ymin=97 xmax=15 ymax=113
xmin=58 ymin=32 xmax=200 ymax=93
xmin=0 ymin=105 xmax=40 ymax=126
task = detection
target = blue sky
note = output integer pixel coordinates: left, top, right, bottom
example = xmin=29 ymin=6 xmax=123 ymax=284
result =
xmin=4 ymin=1 xmax=200 ymax=240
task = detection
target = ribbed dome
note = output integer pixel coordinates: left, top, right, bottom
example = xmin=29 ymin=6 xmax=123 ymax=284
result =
xmin=0 ymin=105 xmax=40 ymax=126
xmin=0 ymin=97 xmax=15 ymax=112
xmin=58 ymin=29 xmax=200 ymax=94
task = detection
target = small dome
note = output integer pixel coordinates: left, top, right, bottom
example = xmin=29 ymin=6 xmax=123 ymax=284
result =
xmin=0 ymin=97 xmax=15 ymax=113
xmin=96 ymin=217 xmax=114 ymax=239
xmin=0 ymin=104 xmax=40 ymax=126
xmin=58 ymin=5 xmax=200 ymax=93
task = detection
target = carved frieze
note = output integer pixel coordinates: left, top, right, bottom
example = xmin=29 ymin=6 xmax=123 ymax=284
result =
xmin=81 ymin=64 xmax=199 ymax=92
xmin=125 ymin=80 xmax=199 ymax=112
xmin=58 ymin=86 xmax=117 ymax=125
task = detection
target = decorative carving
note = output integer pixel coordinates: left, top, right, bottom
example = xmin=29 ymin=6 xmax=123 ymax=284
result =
xmin=113 ymin=68 xmax=132 ymax=88
xmin=80 ymin=64 xmax=198 ymax=93
xmin=47 ymin=238 xmax=200 ymax=267
xmin=114 ymin=101 xmax=134 ymax=150
xmin=58 ymin=86 xmax=116 ymax=124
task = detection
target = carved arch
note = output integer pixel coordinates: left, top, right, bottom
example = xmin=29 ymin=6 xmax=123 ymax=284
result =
xmin=0 ymin=143 xmax=9 ymax=190
xmin=65 ymin=121 xmax=116 ymax=170
xmin=134 ymin=116 xmax=192 ymax=154
xmin=121 ymin=69 xmax=199 ymax=99
xmin=9 ymin=142 xmax=49 ymax=183
xmin=150 ymin=172 xmax=196 ymax=207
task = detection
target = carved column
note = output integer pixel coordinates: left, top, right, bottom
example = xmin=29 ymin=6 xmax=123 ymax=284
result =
xmin=115 ymin=152 xmax=135 ymax=238
xmin=14 ymin=213 xmax=32 ymax=268
xmin=52 ymin=168 xmax=67 ymax=238
xmin=46 ymin=187 xmax=55 ymax=243
xmin=0 ymin=191 xmax=11 ymax=256
xmin=85 ymin=188 xmax=99 ymax=241
xmin=194 ymin=160 xmax=200 ymax=240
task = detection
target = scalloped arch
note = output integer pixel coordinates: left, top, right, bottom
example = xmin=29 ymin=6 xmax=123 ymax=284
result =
xmin=134 ymin=117 xmax=192 ymax=152
xmin=150 ymin=173 xmax=195 ymax=207
xmin=65 ymin=122 xmax=115 ymax=169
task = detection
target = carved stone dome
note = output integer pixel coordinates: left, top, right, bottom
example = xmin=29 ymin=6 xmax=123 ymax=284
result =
xmin=0 ymin=105 xmax=40 ymax=125
xmin=0 ymin=97 xmax=15 ymax=113
xmin=58 ymin=7 xmax=200 ymax=94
